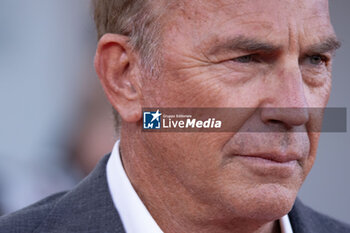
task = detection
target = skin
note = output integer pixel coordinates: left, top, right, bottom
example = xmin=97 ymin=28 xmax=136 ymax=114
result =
xmin=95 ymin=0 xmax=340 ymax=232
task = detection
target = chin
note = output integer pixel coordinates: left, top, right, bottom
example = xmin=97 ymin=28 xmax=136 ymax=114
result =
xmin=220 ymin=183 xmax=298 ymax=222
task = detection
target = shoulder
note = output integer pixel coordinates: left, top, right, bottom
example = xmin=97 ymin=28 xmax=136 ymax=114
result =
xmin=290 ymin=198 xmax=350 ymax=233
xmin=0 ymin=154 xmax=125 ymax=233
xmin=0 ymin=191 xmax=67 ymax=233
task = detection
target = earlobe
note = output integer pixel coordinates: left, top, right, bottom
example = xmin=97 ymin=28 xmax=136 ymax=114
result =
xmin=94 ymin=33 xmax=142 ymax=123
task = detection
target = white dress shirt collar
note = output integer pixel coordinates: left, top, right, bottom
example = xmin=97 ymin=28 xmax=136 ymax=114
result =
xmin=280 ymin=214 xmax=294 ymax=233
xmin=106 ymin=140 xmax=163 ymax=233
xmin=106 ymin=140 xmax=293 ymax=233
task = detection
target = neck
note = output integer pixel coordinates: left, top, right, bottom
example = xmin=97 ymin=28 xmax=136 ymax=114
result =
xmin=119 ymin=129 xmax=282 ymax=233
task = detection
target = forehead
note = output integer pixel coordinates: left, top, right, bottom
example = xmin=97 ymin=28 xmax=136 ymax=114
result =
xmin=163 ymin=0 xmax=334 ymax=49
xmin=171 ymin=0 xmax=330 ymax=24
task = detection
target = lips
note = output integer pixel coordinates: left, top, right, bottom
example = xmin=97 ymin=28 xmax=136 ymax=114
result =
xmin=232 ymin=153 xmax=301 ymax=163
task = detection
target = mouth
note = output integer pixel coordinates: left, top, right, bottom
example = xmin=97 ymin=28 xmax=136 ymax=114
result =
xmin=229 ymin=153 xmax=302 ymax=178
xmin=234 ymin=153 xmax=301 ymax=163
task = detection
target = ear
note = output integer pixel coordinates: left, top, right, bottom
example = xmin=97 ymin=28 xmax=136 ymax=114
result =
xmin=94 ymin=33 xmax=142 ymax=123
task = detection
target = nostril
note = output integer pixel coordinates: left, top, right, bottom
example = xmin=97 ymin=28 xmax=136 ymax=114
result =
xmin=269 ymin=119 xmax=281 ymax=124
xmin=261 ymin=107 xmax=309 ymax=128
xmin=266 ymin=119 xmax=293 ymax=132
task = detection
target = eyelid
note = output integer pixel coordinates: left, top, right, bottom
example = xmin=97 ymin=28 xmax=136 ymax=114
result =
xmin=232 ymin=54 xmax=259 ymax=62
xmin=299 ymin=53 xmax=329 ymax=65
xmin=306 ymin=53 xmax=331 ymax=61
xmin=315 ymin=54 xmax=329 ymax=60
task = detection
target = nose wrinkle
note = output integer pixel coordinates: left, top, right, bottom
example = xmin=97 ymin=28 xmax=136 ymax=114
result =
xmin=287 ymin=19 xmax=300 ymax=54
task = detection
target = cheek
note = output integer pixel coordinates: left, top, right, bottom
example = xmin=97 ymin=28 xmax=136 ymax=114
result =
xmin=303 ymin=132 xmax=321 ymax=176
xmin=143 ymin=132 xmax=233 ymax=186
xmin=169 ymin=133 xmax=231 ymax=168
xmin=302 ymin=82 xmax=331 ymax=176
xmin=160 ymin=74 xmax=227 ymax=107
xmin=303 ymin=63 xmax=332 ymax=107
xmin=153 ymin=66 xmax=265 ymax=109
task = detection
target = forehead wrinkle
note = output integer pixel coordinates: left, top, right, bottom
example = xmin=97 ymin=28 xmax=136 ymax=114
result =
xmin=302 ymin=12 xmax=330 ymax=21
xmin=170 ymin=0 xmax=254 ymax=25
xmin=162 ymin=0 xmax=335 ymax=56
xmin=193 ymin=18 xmax=277 ymax=54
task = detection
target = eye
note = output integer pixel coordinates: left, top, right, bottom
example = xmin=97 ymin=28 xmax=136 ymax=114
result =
xmin=309 ymin=55 xmax=327 ymax=65
xmin=233 ymin=55 xmax=254 ymax=63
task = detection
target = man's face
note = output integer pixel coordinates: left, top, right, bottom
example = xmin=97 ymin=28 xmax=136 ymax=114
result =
xmin=140 ymin=0 xmax=337 ymax=221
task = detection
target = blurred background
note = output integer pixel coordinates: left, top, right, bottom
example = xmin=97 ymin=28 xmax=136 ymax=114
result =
xmin=0 ymin=0 xmax=349 ymax=224
xmin=0 ymin=0 xmax=116 ymax=215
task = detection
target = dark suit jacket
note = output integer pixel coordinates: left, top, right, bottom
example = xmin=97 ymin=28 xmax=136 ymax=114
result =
xmin=0 ymin=154 xmax=349 ymax=233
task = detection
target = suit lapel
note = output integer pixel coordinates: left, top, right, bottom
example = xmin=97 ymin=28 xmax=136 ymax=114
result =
xmin=289 ymin=198 xmax=325 ymax=233
xmin=34 ymin=154 xmax=126 ymax=233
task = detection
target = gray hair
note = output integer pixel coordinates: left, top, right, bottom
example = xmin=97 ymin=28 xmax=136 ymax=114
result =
xmin=92 ymin=0 xmax=166 ymax=130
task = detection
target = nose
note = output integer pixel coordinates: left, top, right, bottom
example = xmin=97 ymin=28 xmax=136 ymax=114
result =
xmin=261 ymin=64 xmax=309 ymax=129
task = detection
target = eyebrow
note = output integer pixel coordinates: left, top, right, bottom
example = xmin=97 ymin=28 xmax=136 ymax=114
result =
xmin=305 ymin=36 xmax=341 ymax=55
xmin=208 ymin=35 xmax=341 ymax=56
xmin=208 ymin=35 xmax=282 ymax=55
